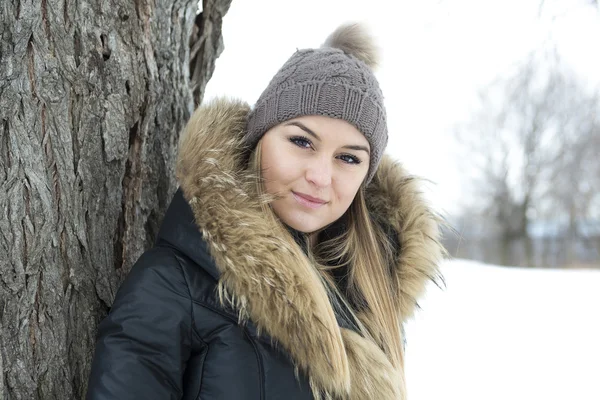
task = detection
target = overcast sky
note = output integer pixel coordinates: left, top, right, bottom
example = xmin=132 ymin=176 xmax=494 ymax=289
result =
xmin=203 ymin=0 xmax=600 ymax=215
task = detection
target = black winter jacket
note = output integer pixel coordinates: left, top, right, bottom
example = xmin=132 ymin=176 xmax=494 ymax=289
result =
xmin=86 ymin=99 xmax=444 ymax=400
xmin=87 ymin=190 xmax=315 ymax=399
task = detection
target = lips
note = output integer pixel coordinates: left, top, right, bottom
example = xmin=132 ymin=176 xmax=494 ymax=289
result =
xmin=292 ymin=192 xmax=327 ymax=209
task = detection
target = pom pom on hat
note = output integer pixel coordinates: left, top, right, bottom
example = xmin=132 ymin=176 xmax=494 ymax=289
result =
xmin=322 ymin=23 xmax=379 ymax=69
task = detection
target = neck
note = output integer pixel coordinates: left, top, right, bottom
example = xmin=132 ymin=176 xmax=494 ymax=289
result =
xmin=309 ymin=232 xmax=319 ymax=248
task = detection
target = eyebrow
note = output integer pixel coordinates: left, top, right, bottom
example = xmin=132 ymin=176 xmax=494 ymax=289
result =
xmin=343 ymin=144 xmax=370 ymax=155
xmin=285 ymin=121 xmax=320 ymax=140
xmin=284 ymin=121 xmax=370 ymax=155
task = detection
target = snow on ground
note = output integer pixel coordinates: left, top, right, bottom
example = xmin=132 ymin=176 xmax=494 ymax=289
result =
xmin=405 ymin=259 xmax=600 ymax=400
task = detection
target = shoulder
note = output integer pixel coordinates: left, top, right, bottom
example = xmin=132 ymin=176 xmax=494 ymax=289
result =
xmin=113 ymin=247 xmax=193 ymax=307
xmin=125 ymin=245 xmax=219 ymax=298
xmin=132 ymin=245 xmax=231 ymax=310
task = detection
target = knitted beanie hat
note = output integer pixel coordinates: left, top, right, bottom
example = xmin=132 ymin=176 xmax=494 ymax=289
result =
xmin=245 ymin=23 xmax=388 ymax=184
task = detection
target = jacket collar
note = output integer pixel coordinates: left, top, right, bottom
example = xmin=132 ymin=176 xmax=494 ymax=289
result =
xmin=176 ymin=98 xmax=445 ymax=399
xmin=156 ymin=189 xmax=221 ymax=281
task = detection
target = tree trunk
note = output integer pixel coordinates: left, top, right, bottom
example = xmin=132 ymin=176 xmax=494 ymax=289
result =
xmin=0 ymin=0 xmax=231 ymax=398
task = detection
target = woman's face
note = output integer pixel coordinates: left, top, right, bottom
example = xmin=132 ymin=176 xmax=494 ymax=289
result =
xmin=259 ymin=115 xmax=370 ymax=234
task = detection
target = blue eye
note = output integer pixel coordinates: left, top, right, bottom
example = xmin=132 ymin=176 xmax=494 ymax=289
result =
xmin=339 ymin=154 xmax=361 ymax=165
xmin=289 ymin=136 xmax=361 ymax=165
xmin=290 ymin=136 xmax=312 ymax=149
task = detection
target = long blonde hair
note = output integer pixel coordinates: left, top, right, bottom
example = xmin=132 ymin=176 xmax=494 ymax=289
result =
xmin=249 ymin=142 xmax=404 ymax=369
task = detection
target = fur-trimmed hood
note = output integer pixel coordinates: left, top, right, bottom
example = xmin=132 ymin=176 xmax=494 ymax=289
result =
xmin=176 ymin=98 xmax=445 ymax=399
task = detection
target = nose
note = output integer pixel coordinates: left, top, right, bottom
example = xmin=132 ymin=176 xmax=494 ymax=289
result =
xmin=305 ymin=156 xmax=332 ymax=188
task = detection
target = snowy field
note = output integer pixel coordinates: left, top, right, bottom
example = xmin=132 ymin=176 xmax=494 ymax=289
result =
xmin=405 ymin=259 xmax=600 ymax=400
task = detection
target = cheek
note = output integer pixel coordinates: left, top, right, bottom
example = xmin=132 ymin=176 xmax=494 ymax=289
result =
xmin=260 ymin=140 xmax=298 ymax=191
xmin=340 ymin=185 xmax=358 ymax=205
xmin=333 ymin=175 xmax=363 ymax=211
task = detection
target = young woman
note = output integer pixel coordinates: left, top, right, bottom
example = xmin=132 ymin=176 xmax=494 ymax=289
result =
xmin=87 ymin=23 xmax=444 ymax=400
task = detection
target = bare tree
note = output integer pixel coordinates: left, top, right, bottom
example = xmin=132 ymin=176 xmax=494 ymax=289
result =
xmin=546 ymin=87 xmax=600 ymax=261
xmin=0 ymin=0 xmax=232 ymax=398
xmin=548 ymin=93 xmax=599 ymax=225
xmin=455 ymin=52 xmax=600 ymax=266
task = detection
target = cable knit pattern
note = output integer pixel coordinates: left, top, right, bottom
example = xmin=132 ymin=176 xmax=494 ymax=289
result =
xmin=245 ymin=46 xmax=388 ymax=184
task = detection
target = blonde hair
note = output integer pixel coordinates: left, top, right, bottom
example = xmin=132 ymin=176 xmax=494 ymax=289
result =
xmin=249 ymin=142 xmax=404 ymax=370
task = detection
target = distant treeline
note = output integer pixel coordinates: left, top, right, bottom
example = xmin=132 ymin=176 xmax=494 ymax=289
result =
xmin=443 ymin=228 xmax=600 ymax=268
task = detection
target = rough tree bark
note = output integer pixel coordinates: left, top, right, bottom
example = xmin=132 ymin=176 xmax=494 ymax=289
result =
xmin=0 ymin=0 xmax=231 ymax=398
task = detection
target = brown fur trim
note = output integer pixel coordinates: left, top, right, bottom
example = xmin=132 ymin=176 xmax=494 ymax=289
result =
xmin=343 ymin=329 xmax=406 ymax=399
xmin=176 ymin=98 xmax=444 ymax=399
xmin=366 ymin=160 xmax=446 ymax=321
